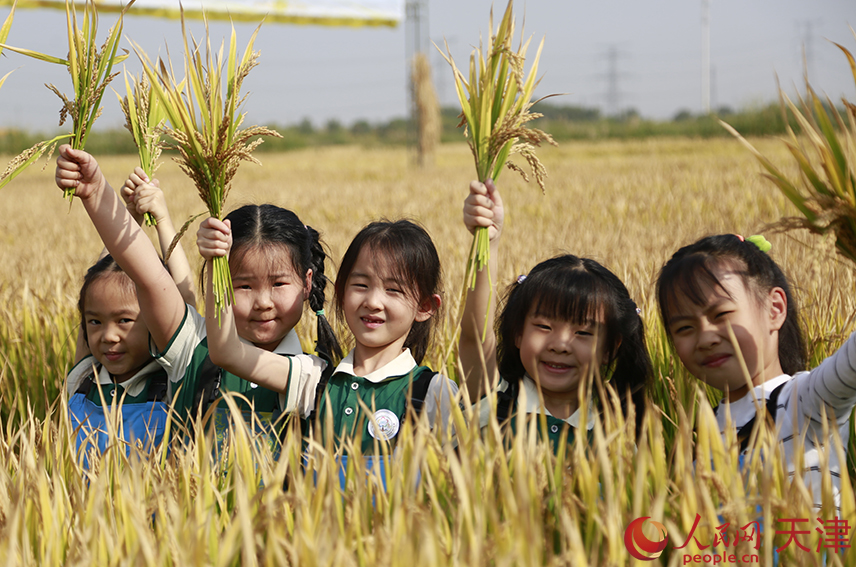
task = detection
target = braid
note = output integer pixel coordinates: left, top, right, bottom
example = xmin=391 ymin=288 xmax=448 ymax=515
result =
xmin=306 ymin=225 xmax=342 ymax=362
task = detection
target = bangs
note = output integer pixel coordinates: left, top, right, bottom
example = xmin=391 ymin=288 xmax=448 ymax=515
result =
xmin=529 ymin=267 xmax=609 ymax=325
xmin=231 ymin=243 xmax=300 ymax=278
xmin=658 ymin=254 xmax=742 ymax=323
xmin=364 ymin=241 xmax=421 ymax=300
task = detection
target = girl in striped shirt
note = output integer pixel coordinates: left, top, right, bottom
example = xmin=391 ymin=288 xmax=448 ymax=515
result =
xmin=657 ymin=234 xmax=856 ymax=508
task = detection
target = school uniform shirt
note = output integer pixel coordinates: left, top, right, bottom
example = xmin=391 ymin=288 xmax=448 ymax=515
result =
xmin=715 ymin=330 xmax=856 ymax=509
xmin=67 ymin=356 xmax=169 ymax=459
xmin=67 ymin=355 xmax=164 ymax=403
xmin=477 ymin=374 xmax=595 ymax=448
xmin=153 ymin=304 xmax=302 ymax=423
xmin=282 ymin=348 xmax=459 ymax=454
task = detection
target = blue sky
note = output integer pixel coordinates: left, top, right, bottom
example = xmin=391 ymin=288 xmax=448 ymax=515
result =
xmin=1 ymin=0 xmax=854 ymax=132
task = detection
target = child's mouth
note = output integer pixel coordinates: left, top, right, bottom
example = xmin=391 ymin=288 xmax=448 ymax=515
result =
xmin=702 ymin=354 xmax=730 ymax=368
xmin=104 ymin=352 xmax=124 ymax=362
xmin=361 ymin=316 xmax=384 ymax=329
xmin=541 ymin=361 xmax=572 ymax=373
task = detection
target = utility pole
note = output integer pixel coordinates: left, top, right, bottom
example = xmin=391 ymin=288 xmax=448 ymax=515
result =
xmin=597 ymin=45 xmax=629 ymax=117
xmin=701 ymin=0 xmax=710 ymax=114
xmin=798 ymin=19 xmax=822 ymax=83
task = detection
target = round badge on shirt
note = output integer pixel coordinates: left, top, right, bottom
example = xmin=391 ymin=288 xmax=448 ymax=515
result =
xmin=367 ymin=409 xmax=400 ymax=441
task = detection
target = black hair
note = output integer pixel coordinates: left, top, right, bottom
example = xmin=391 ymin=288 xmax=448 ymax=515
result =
xmin=77 ymin=254 xmax=136 ymax=342
xmin=656 ymin=234 xmax=806 ymax=375
xmin=224 ymin=204 xmax=342 ymax=362
xmin=497 ymin=254 xmax=651 ymax=422
xmin=334 ymin=219 xmax=442 ymax=364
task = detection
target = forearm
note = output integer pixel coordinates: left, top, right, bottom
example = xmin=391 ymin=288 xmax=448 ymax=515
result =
xmin=459 ymin=238 xmax=500 ymax=399
xmin=803 ymin=329 xmax=856 ymax=422
xmin=80 ymin=179 xmax=184 ymax=350
xmin=155 ymin=216 xmax=197 ymax=308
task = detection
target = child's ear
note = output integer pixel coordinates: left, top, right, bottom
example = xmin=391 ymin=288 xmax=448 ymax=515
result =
xmin=414 ymin=293 xmax=441 ymax=322
xmin=767 ymin=286 xmax=787 ymax=332
xmin=303 ymin=269 xmax=314 ymax=299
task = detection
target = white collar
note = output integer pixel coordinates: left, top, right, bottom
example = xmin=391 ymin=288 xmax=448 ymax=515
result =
xmin=334 ymin=348 xmax=418 ymax=383
xmin=520 ymin=375 xmax=596 ymax=430
xmin=238 ymin=328 xmax=304 ymax=356
xmin=89 ymin=358 xmax=162 ymax=398
xmin=719 ymin=373 xmax=792 ymax=408
xmin=716 ymin=373 xmax=792 ymax=428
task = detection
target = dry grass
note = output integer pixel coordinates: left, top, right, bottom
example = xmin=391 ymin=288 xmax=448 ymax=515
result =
xmin=0 ymin=138 xmax=855 ymax=564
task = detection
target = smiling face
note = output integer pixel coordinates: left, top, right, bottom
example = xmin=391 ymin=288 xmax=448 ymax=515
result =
xmin=665 ymin=263 xmax=786 ymax=401
xmin=342 ymin=247 xmax=435 ymax=365
xmin=84 ymin=273 xmax=152 ymax=383
xmin=230 ymin=245 xmax=311 ymax=351
xmin=515 ymin=307 xmax=609 ymax=409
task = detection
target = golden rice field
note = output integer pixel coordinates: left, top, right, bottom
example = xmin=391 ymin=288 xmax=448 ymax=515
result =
xmin=0 ymin=138 xmax=854 ymax=565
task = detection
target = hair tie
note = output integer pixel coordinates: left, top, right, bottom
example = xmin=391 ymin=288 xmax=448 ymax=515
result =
xmin=734 ymin=233 xmax=771 ymax=253
xmin=315 ymin=309 xmax=325 ymax=317
xmin=635 ymin=307 xmax=642 ymax=316
xmin=516 ymin=274 xmax=527 ymax=284
xmin=746 ymin=234 xmax=772 ymax=253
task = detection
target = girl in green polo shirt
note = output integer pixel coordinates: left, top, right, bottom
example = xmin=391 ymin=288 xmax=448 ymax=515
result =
xmin=198 ymin=218 xmax=459 ymax=462
xmin=459 ymin=179 xmax=652 ymax=450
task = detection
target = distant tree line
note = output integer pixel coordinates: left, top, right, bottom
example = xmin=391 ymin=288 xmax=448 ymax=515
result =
xmin=0 ymin=102 xmax=834 ymax=156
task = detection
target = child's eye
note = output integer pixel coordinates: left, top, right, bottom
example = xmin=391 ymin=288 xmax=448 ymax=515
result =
xmin=87 ymin=319 xmax=100 ymax=326
xmin=534 ymin=323 xmax=551 ymax=331
xmin=386 ymin=288 xmax=402 ymax=294
xmin=714 ymin=311 xmax=732 ymax=319
xmin=273 ymin=281 xmax=289 ymax=288
xmin=119 ymin=318 xmax=135 ymax=324
xmin=576 ymin=329 xmax=593 ymax=337
xmin=236 ymin=284 xmax=252 ymax=290
xmin=673 ymin=325 xmax=692 ymax=335
xmin=351 ymin=283 xmax=368 ymax=289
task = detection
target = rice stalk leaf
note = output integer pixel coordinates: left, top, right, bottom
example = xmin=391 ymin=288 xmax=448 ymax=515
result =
xmin=0 ymin=2 xmax=14 ymax=50
xmin=0 ymin=43 xmax=66 ymax=65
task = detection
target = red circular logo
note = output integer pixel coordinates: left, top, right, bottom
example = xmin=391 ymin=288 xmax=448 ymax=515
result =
xmin=624 ymin=517 xmax=668 ymax=561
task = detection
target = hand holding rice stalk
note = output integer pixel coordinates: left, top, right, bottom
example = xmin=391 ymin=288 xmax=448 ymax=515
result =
xmin=132 ymin=11 xmax=281 ymax=323
xmin=721 ymin=32 xmax=856 ymax=266
xmin=117 ymin=71 xmax=166 ymax=226
xmin=437 ymin=0 xmax=556 ymax=291
xmin=0 ymin=0 xmax=133 ymax=194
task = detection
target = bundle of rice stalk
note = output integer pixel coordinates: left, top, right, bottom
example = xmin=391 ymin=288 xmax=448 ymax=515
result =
xmin=0 ymin=0 xmax=132 ymax=194
xmin=411 ymin=52 xmax=440 ymax=167
xmin=721 ymin=33 xmax=856 ymax=265
xmin=117 ymin=70 xmax=166 ymax=226
xmin=132 ymin=10 xmax=281 ymax=323
xmin=437 ymin=0 xmax=556 ymax=291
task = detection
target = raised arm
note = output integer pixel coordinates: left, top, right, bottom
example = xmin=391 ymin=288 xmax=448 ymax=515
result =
xmin=799 ymin=329 xmax=856 ymax=425
xmin=123 ymin=168 xmax=197 ymax=308
xmin=459 ymin=179 xmax=504 ymax=400
xmin=55 ymin=145 xmax=185 ymax=351
xmin=197 ymin=217 xmax=292 ymax=393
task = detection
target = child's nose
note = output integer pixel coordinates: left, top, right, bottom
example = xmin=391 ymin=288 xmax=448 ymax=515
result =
xmin=362 ymin=287 xmax=383 ymax=309
xmin=697 ymin=321 xmax=722 ymax=349
xmin=102 ymin=323 xmax=121 ymax=343
xmin=548 ymin=330 xmax=573 ymax=353
xmin=253 ymin=290 xmax=274 ymax=309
